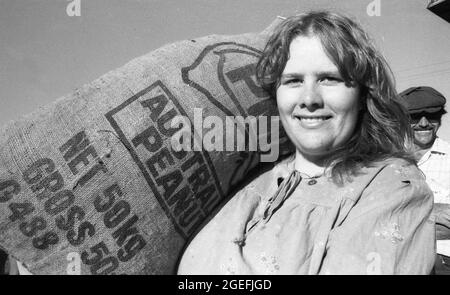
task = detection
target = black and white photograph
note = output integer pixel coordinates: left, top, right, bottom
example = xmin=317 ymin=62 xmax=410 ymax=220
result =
xmin=0 ymin=0 xmax=449 ymax=278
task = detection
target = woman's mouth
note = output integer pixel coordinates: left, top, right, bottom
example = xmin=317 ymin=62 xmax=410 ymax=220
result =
xmin=295 ymin=115 xmax=332 ymax=128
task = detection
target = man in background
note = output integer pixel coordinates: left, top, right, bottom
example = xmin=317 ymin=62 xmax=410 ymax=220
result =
xmin=401 ymin=86 xmax=450 ymax=275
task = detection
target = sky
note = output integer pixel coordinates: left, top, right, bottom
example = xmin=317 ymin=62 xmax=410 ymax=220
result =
xmin=0 ymin=0 xmax=449 ymax=141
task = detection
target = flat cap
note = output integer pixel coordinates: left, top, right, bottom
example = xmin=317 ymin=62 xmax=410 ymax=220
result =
xmin=399 ymin=86 xmax=446 ymax=114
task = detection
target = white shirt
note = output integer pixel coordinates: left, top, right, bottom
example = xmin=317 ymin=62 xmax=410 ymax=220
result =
xmin=418 ymin=138 xmax=450 ymax=204
xmin=417 ymin=137 xmax=450 ymax=256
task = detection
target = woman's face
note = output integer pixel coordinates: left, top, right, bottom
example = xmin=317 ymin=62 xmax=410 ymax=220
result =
xmin=276 ymin=35 xmax=361 ymax=161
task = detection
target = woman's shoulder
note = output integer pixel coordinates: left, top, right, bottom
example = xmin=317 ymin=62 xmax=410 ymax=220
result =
xmin=360 ymin=157 xmax=432 ymax=202
xmin=365 ymin=157 xmax=424 ymax=182
xmin=338 ymin=157 xmax=434 ymax=224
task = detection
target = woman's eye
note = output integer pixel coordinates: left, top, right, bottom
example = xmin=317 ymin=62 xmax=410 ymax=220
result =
xmin=320 ymin=76 xmax=342 ymax=84
xmin=283 ymin=78 xmax=302 ymax=85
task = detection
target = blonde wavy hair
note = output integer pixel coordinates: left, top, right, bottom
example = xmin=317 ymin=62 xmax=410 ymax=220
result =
xmin=256 ymin=11 xmax=415 ymax=182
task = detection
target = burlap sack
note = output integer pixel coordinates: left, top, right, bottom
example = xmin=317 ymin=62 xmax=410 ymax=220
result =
xmin=0 ymin=19 xmax=292 ymax=274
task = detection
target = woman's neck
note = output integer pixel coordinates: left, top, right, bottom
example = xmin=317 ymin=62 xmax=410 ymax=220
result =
xmin=294 ymin=150 xmax=326 ymax=178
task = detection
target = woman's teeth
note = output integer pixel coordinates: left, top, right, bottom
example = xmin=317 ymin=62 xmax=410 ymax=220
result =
xmin=298 ymin=116 xmax=330 ymax=122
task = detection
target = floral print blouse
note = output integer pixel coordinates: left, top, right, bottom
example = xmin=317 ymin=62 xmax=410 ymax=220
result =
xmin=178 ymin=157 xmax=435 ymax=275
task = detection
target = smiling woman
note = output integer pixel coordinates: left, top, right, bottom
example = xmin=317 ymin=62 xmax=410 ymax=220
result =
xmin=276 ymin=35 xmax=361 ymax=173
xmin=177 ymin=11 xmax=436 ymax=275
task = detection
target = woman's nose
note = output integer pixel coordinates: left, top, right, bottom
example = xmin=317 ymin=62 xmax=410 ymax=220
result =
xmin=300 ymin=83 xmax=323 ymax=110
xmin=418 ymin=116 xmax=431 ymax=128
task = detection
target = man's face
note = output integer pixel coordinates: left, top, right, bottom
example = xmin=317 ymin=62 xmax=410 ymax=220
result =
xmin=410 ymin=112 xmax=441 ymax=149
